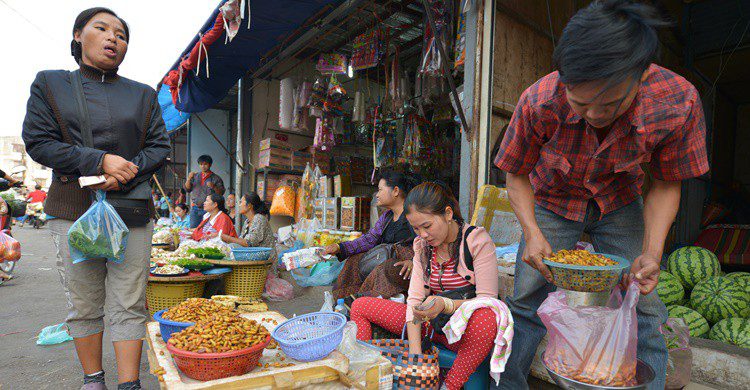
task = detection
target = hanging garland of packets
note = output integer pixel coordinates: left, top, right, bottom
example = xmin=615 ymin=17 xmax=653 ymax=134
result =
xmin=351 ymin=29 xmax=385 ymax=70
xmin=420 ymin=0 xmax=454 ymax=76
xmin=313 ymin=75 xmax=347 ymax=151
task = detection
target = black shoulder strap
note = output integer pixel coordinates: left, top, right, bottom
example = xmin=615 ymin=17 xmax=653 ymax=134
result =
xmin=463 ymin=225 xmax=477 ymax=271
xmin=69 ymin=71 xmax=93 ymax=148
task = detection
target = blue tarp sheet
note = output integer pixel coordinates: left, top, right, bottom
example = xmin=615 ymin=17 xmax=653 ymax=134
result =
xmin=160 ymin=0 xmax=343 ymax=131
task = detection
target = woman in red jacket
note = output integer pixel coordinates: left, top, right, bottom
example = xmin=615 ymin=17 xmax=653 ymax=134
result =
xmin=192 ymin=193 xmax=237 ymax=241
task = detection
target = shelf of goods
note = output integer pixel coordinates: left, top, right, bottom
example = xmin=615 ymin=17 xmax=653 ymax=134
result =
xmin=146 ymin=311 xmax=393 ymax=389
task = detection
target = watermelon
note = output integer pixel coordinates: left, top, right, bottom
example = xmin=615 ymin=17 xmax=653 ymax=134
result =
xmin=726 ymin=272 xmax=750 ymax=291
xmin=656 ymin=272 xmax=685 ymax=306
xmin=709 ymin=318 xmax=750 ymax=348
xmin=690 ymin=277 xmax=750 ymax=324
xmin=668 ymin=305 xmax=710 ymax=338
xmin=667 ymin=246 xmax=720 ymax=290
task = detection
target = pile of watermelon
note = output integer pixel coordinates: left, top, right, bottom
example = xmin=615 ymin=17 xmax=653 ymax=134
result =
xmin=656 ymin=246 xmax=750 ymax=349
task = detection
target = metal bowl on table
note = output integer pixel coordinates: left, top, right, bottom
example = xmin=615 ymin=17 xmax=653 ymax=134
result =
xmin=542 ymin=358 xmax=655 ymax=390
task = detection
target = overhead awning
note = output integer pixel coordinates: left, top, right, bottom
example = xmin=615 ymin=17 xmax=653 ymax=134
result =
xmin=159 ymin=0 xmax=344 ymax=131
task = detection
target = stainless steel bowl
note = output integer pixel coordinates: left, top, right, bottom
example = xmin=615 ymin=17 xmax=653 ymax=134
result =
xmin=542 ymin=359 xmax=655 ymax=390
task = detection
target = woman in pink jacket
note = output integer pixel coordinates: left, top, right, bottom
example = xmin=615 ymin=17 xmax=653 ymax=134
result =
xmin=350 ymin=182 xmax=499 ymax=390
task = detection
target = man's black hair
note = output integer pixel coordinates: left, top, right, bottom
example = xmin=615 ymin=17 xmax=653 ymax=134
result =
xmin=71 ymin=7 xmax=129 ymax=64
xmin=553 ymin=0 xmax=669 ymax=86
xmin=197 ymin=155 xmax=213 ymax=165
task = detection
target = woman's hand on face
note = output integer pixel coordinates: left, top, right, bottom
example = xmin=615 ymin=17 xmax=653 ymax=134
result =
xmin=394 ymin=259 xmax=413 ymax=279
xmin=413 ymin=296 xmax=444 ymax=321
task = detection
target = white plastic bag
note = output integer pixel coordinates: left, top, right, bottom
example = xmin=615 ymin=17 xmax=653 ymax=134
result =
xmin=321 ymin=291 xmax=334 ymax=312
xmin=282 ymin=247 xmax=331 ymax=270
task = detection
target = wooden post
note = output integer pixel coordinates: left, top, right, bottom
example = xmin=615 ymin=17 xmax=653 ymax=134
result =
xmin=152 ymin=174 xmax=174 ymax=215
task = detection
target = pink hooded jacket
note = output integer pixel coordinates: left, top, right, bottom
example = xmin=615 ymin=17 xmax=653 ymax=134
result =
xmin=406 ymin=224 xmax=499 ymax=322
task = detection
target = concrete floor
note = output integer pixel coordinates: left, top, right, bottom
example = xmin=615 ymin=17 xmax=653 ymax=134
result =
xmin=0 ymin=225 xmax=323 ymax=390
xmin=0 ymin=225 xmax=574 ymax=390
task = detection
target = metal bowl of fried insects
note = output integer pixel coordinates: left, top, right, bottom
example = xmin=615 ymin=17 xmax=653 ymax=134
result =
xmin=543 ymin=358 xmax=655 ymax=390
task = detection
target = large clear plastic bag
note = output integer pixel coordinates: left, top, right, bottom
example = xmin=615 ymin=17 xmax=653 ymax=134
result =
xmin=68 ymin=191 xmax=129 ymax=263
xmin=539 ymin=282 xmax=640 ymax=387
xmin=662 ymin=318 xmax=692 ymax=389
xmin=0 ymin=230 xmax=21 ymax=262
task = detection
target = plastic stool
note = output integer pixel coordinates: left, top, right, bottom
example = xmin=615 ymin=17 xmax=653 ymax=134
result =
xmin=437 ymin=344 xmax=491 ymax=389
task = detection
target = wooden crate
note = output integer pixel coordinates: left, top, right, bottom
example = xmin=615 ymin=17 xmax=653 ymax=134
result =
xmin=145 ymin=311 xmax=349 ymax=389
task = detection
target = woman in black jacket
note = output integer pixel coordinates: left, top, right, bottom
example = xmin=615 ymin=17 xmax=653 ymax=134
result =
xmin=22 ymin=8 xmax=170 ymax=390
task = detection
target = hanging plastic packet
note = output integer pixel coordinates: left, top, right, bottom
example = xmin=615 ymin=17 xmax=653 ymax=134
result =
xmin=68 ymin=191 xmax=130 ymax=264
xmin=316 ymin=53 xmax=347 ymax=74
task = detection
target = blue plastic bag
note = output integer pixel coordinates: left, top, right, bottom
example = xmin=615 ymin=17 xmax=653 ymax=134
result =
xmin=68 ymin=191 xmax=130 ymax=263
xmin=291 ymin=259 xmax=345 ymax=287
xmin=36 ymin=323 xmax=73 ymax=345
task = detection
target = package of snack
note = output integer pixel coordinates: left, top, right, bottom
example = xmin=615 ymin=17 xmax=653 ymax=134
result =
xmin=539 ymin=282 xmax=640 ymax=387
xmin=270 ymin=186 xmax=296 ymax=217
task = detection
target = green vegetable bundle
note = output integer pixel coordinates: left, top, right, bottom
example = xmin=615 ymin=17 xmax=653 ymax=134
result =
xmin=69 ymin=227 xmax=128 ymax=260
xmin=187 ymin=247 xmax=225 ymax=260
xmin=173 ymin=258 xmax=213 ymax=270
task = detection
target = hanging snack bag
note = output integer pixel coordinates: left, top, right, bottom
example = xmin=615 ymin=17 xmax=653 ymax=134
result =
xmin=0 ymin=230 xmax=21 ymax=262
xmin=539 ymin=282 xmax=640 ymax=387
xmin=270 ymin=186 xmax=297 ymax=217
xmin=68 ymin=190 xmax=130 ymax=263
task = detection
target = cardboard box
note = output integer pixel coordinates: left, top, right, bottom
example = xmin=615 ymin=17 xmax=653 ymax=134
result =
xmin=291 ymin=151 xmax=312 ymax=172
xmin=334 ymin=174 xmax=351 ymax=197
xmin=260 ymin=136 xmax=292 ymax=151
xmin=340 ymin=196 xmax=370 ymax=232
xmin=318 ymin=176 xmax=333 ymax=198
xmin=324 ymin=197 xmax=340 ymax=230
xmin=314 ymin=198 xmax=325 ymax=223
xmin=259 ymin=148 xmax=292 ymax=170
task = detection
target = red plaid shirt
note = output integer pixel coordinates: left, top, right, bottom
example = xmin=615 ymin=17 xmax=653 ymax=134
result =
xmin=495 ymin=64 xmax=709 ymax=222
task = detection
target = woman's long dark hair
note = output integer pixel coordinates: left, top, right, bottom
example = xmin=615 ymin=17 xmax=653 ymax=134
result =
xmin=243 ymin=192 xmax=270 ymax=219
xmin=207 ymin=193 xmax=228 ymax=215
xmin=404 ymin=182 xmax=464 ymax=276
xmin=71 ymin=7 xmax=130 ymax=64
xmin=379 ymin=170 xmax=417 ymax=198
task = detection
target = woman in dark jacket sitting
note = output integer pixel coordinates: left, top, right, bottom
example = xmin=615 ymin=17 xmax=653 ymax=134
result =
xmin=323 ymin=170 xmax=418 ymax=300
xmin=22 ymin=8 xmax=170 ymax=390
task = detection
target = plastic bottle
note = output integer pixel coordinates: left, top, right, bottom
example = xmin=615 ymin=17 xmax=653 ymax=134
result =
xmin=334 ymin=298 xmax=348 ymax=316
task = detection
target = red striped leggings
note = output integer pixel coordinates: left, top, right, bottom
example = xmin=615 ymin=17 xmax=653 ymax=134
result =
xmin=350 ymin=297 xmax=497 ymax=390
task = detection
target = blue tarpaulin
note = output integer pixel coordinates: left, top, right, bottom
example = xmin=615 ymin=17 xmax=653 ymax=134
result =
xmin=160 ymin=0 xmax=343 ymax=132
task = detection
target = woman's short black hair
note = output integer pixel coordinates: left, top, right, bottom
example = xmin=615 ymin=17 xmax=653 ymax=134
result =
xmin=175 ymin=203 xmax=188 ymax=212
xmin=206 ymin=193 xmax=227 ymax=214
xmin=379 ymin=170 xmax=417 ymax=197
xmin=243 ymin=192 xmax=270 ymax=219
xmin=197 ymin=155 xmax=213 ymax=165
xmin=71 ymin=7 xmax=129 ymax=64
xmin=553 ymin=0 xmax=668 ymax=86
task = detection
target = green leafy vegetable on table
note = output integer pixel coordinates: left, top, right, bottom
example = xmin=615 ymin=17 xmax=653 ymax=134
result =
xmin=187 ymin=247 xmax=225 ymax=260
xmin=173 ymin=258 xmax=213 ymax=270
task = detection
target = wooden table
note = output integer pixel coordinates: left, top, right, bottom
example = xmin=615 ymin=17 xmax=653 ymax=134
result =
xmin=146 ymin=271 xmax=227 ymax=316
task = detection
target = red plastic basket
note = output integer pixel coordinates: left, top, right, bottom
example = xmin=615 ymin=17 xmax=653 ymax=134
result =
xmin=166 ymin=334 xmax=270 ymax=381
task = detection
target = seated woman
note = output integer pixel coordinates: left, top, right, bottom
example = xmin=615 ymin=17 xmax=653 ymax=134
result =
xmin=350 ymin=182 xmax=499 ymax=390
xmin=172 ymin=203 xmax=190 ymax=229
xmin=323 ymin=171 xmax=417 ymax=300
xmin=191 ymin=194 xmax=237 ymax=241
xmin=213 ymin=193 xmax=276 ymax=257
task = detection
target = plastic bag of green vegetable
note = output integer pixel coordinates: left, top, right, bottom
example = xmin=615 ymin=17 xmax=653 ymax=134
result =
xmin=68 ymin=191 xmax=129 ymax=263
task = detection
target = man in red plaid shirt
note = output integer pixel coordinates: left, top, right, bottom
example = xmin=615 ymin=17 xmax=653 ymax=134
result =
xmin=493 ymin=2 xmax=709 ymax=389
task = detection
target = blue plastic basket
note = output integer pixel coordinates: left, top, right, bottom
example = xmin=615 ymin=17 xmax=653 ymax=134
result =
xmin=542 ymin=253 xmax=631 ymax=292
xmin=153 ymin=310 xmax=194 ymax=343
xmin=271 ymin=312 xmax=347 ymax=362
xmin=231 ymin=247 xmax=273 ymax=261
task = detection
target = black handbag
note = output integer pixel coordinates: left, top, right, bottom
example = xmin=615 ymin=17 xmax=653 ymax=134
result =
xmin=70 ymin=71 xmax=151 ymax=227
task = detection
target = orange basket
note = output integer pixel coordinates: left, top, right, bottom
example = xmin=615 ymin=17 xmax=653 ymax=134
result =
xmin=165 ymin=334 xmax=270 ymax=381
